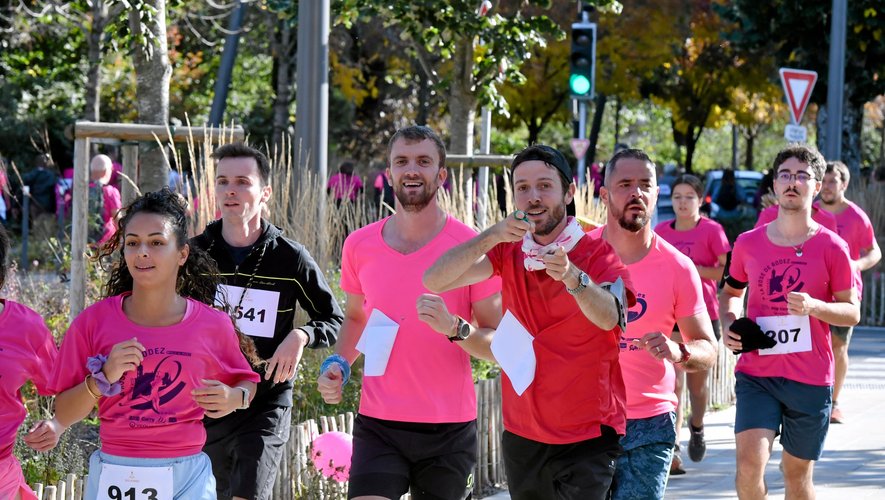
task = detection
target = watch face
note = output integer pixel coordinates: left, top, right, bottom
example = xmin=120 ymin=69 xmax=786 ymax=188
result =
xmin=580 ymin=272 xmax=591 ymax=287
xmin=457 ymin=320 xmax=471 ymax=339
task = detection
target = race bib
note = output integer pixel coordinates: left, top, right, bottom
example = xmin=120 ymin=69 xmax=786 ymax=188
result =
xmin=216 ymin=284 xmax=280 ymax=338
xmin=97 ymin=463 xmax=173 ymax=500
xmin=756 ymin=315 xmax=812 ymax=356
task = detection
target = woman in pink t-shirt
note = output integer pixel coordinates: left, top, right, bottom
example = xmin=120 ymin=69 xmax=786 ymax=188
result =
xmin=0 ymin=226 xmax=62 ymax=500
xmin=51 ymin=189 xmax=260 ymax=500
xmin=655 ymin=174 xmax=730 ymax=473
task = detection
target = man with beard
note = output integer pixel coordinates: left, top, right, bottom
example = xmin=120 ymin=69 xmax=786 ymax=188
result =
xmin=587 ymin=148 xmax=717 ymax=499
xmin=316 ymin=125 xmax=501 ymax=500
xmin=721 ymin=146 xmax=858 ymax=498
xmin=818 ymin=160 xmax=880 ymax=424
xmin=424 ymin=144 xmax=635 ymax=499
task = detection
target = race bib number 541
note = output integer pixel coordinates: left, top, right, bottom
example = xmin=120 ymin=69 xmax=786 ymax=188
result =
xmin=756 ymin=315 xmax=812 ymax=356
xmin=216 ymin=284 xmax=280 ymax=338
xmin=97 ymin=463 xmax=173 ymax=500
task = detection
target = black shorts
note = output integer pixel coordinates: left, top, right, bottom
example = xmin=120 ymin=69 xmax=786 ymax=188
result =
xmin=348 ymin=414 xmax=477 ymax=500
xmin=203 ymin=403 xmax=291 ymax=500
xmin=502 ymin=426 xmax=622 ymax=500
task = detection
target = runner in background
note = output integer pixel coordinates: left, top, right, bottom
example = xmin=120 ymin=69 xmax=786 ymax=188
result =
xmin=654 ymin=174 xmax=730 ymax=474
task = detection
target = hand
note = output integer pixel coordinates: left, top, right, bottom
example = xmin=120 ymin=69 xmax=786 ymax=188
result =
xmin=416 ymin=294 xmax=456 ymax=337
xmin=103 ymin=338 xmax=145 ymax=384
xmin=542 ymin=246 xmax=572 ymax=283
xmin=192 ymin=379 xmax=240 ymax=418
xmin=265 ymin=329 xmax=308 ymax=384
xmin=631 ymin=331 xmax=678 ymax=362
xmin=724 ymin=324 xmax=743 ymax=353
xmin=317 ymin=364 xmax=344 ymax=404
xmin=23 ymin=418 xmax=64 ymax=452
xmin=488 ymin=210 xmax=535 ymax=245
xmin=787 ymin=292 xmax=817 ymax=316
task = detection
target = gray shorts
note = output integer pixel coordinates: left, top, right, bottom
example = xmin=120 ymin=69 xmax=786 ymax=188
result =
xmin=830 ymin=324 xmax=853 ymax=343
xmin=734 ymin=372 xmax=832 ymax=460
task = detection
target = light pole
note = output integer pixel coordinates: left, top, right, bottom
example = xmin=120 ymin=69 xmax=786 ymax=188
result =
xmin=825 ymin=0 xmax=846 ymax=165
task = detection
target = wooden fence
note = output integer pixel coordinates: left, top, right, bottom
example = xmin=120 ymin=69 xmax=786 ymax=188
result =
xmin=33 ymin=354 xmax=737 ymax=499
xmin=861 ymin=271 xmax=885 ymax=326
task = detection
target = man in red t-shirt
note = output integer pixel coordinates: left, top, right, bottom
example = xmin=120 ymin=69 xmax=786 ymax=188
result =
xmin=819 ymin=160 xmax=881 ymax=423
xmin=425 ymin=144 xmax=634 ymax=499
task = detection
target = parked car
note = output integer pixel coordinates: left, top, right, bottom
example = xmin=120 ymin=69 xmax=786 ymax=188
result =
xmin=702 ymin=170 xmax=764 ymax=219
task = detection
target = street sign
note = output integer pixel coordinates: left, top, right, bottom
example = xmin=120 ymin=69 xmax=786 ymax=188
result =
xmin=570 ymin=138 xmax=590 ymax=160
xmin=784 ymin=124 xmax=808 ymax=143
xmin=779 ymin=68 xmax=818 ymax=125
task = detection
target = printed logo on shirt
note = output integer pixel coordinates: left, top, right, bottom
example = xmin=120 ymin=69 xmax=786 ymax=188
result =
xmin=118 ymin=355 xmax=187 ymax=416
xmin=757 ymin=259 xmax=806 ymax=303
xmin=627 ymin=293 xmax=647 ymax=323
xmin=674 ymin=241 xmax=693 ymax=257
xmin=619 ymin=334 xmax=645 ymax=352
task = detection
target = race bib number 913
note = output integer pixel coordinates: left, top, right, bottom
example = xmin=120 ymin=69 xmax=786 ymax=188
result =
xmin=97 ymin=463 xmax=173 ymax=500
xmin=756 ymin=314 xmax=812 ymax=356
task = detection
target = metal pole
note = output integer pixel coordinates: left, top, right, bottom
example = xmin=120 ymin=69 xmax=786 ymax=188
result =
xmin=731 ymin=123 xmax=739 ymax=170
xmin=825 ymin=0 xmax=846 ymax=162
xmin=477 ymin=107 xmax=491 ymax=229
xmin=577 ymin=100 xmax=587 ymax=186
xmin=71 ymin=137 xmax=90 ymax=320
xmin=208 ymin=0 xmax=246 ymax=126
xmin=21 ymin=186 xmax=29 ymax=272
xmin=121 ymin=143 xmax=139 ymax=206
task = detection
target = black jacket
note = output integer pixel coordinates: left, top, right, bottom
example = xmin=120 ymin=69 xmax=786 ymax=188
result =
xmin=191 ymin=219 xmax=343 ymax=406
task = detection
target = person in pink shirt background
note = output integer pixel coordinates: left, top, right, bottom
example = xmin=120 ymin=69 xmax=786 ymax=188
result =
xmin=327 ymin=160 xmax=364 ymax=203
xmin=654 ymin=174 xmax=730 ymax=474
xmin=0 ymin=225 xmax=63 ymax=500
xmin=593 ymin=149 xmax=717 ymax=499
xmin=818 ymin=160 xmax=881 ymax=424
xmin=89 ymin=154 xmax=123 ymax=246
xmin=50 ymin=188 xmax=261 ymax=499
xmin=721 ymin=145 xmax=859 ymax=499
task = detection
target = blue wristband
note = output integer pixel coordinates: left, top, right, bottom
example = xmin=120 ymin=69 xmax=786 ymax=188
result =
xmin=320 ymin=354 xmax=351 ymax=385
xmin=86 ymin=354 xmax=123 ymax=397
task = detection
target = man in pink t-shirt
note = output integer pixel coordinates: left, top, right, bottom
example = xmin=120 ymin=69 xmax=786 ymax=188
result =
xmin=754 ymin=200 xmax=837 ymax=232
xmin=327 ymin=160 xmax=364 ymax=202
xmin=819 ymin=160 xmax=881 ymax=424
xmin=317 ymin=126 xmax=501 ymax=500
xmin=89 ymin=154 xmax=123 ymax=245
xmin=721 ymin=145 xmax=859 ymax=499
xmin=592 ymin=149 xmax=717 ymax=499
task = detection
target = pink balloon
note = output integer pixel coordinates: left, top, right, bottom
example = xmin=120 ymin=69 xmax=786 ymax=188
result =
xmin=310 ymin=431 xmax=353 ymax=482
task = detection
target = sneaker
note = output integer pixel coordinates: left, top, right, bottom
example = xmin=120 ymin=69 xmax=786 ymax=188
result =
xmin=688 ymin=423 xmax=706 ymax=462
xmin=831 ymin=404 xmax=845 ymax=424
xmin=670 ymin=445 xmax=687 ymax=475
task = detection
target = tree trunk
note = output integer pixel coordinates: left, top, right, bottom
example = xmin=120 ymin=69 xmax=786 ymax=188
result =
xmin=744 ymin=134 xmax=755 ymax=170
xmin=129 ymin=0 xmax=171 ymax=194
xmin=416 ymin=58 xmax=429 ymax=126
xmin=447 ymin=39 xmax=476 ymax=155
xmin=271 ymin=15 xmax=294 ymax=151
xmin=84 ymin=1 xmax=110 ymax=121
xmin=586 ymin=94 xmax=607 ymax=166
xmin=613 ymin=96 xmax=622 ymax=150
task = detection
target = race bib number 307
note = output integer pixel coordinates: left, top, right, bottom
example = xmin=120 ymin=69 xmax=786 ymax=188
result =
xmin=216 ymin=284 xmax=280 ymax=338
xmin=756 ymin=315 xmax=812 ymax=356
xmin=97 ymin=463 xmax=173 ymax=500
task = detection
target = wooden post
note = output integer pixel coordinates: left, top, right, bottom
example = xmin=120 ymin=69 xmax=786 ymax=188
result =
xmin=121 ymin=143 xmax=139 ymax=206
xmin=70 ymin=137 xmax=90 ymax=321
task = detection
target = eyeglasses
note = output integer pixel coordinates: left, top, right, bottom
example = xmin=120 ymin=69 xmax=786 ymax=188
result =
xmin=775 ymin=171 xmax=816 ymax=184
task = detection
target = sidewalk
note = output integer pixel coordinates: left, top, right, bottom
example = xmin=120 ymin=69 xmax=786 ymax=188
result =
xmin=484 ymin=327 xmax=885 ymax=499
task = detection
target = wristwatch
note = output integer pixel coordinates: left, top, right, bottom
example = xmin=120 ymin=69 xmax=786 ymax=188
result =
xmin=675 ymin=343 xmax=691 ymax=364
xmin=237 ymin=386 xmax=251 ymax=410
xmin=566 ymin=271 xmax=591 ymax=295
xmin=448 ymin=316 xmax=471 ymax=342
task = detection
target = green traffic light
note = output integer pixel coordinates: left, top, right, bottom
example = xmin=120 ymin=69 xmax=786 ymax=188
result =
xmin=570 ymin=74 xmax=591 ymax=95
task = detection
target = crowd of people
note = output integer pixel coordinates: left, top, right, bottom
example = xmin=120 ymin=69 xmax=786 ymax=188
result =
xmin=0 ymin=125 xmax=879 ymax=500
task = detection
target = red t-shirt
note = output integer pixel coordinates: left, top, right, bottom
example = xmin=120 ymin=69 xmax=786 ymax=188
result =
xmin=487 ymin=235 xmax=635 ymax=444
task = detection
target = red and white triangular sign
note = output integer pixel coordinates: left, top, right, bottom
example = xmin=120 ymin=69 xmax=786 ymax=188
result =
xmin=779 ymin=68 xmax=818 ymax=125
xmin=570 ymin=138 xmax=590 ymax=161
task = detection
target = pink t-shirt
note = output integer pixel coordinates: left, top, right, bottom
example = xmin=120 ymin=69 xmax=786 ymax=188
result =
xmin=340 ymin=215 xmax=500 ymax=423
xmin=0 ymin=301 xmax=57 ymax=459
xmin=755 ymin=203 xmax=837 ymax=232
xmin=590 ymin=228 xmax=707 ymax=419
xmin=728 ymin=226 xmax=854 ymax=386
xmin=50 ymin=295 xmax=260 ymax=458
xmin=655 ymin=217 xmax=730 ymax=320
xmin=828 ymin=200 xmax=875 ymax=296
xmin=99 ymin=184 xmax=122 ymax=245
xmin=328 ymin=173 xmax=364 ymax=201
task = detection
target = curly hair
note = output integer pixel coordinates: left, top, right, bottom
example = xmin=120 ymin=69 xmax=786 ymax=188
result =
xmin=97 ymin=188 xmax=263 ymax=367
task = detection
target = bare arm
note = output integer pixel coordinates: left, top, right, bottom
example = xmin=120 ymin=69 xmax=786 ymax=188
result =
xmin=696 ymin=253 xmax=728 ymax=282
xmin=856 ymin=240 xmax=882 ymax=272
xmin=787 ymin=288 xmax=860 ymax=327
xmin=53 ymin=378 xmax=100 ymax=428
xmin=672 ymin=313 xmax=718 ymax=371
xmin=543 ymin=246 xmax=621 ymax=331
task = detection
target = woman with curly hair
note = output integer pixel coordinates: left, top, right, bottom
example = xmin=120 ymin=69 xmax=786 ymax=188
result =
xmin=50 ymin=188 xmax=261 ymax=499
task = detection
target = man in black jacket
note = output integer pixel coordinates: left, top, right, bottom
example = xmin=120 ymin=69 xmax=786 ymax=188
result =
xmin=192 ymin=143 xmax=343 ymax=500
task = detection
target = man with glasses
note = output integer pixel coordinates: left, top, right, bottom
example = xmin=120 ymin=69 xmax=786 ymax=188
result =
xmin=819 ymin=160 xmax=881 ymax=424
xmin=720 ymin=145 xmax=859 ymax=498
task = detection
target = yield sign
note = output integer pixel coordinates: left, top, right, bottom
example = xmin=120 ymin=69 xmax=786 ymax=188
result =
xmin=779 ymin=68 xmax=818 ymax=125
xmin=570 ymin=138 xmax=590 ymax=161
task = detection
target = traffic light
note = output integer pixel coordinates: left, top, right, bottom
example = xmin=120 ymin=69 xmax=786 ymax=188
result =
xmin=569 ymin=22 xmax=596 ymax=100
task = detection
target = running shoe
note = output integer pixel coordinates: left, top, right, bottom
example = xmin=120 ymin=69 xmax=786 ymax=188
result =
xmin=688 ymin=423 xmax=706 ymax=462
xmin=670 ymin=444 xmax=686 ymax=475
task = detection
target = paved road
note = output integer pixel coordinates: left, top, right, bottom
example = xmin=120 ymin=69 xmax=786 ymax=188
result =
xmin=485 ymin=327 xmax=885 ymax=499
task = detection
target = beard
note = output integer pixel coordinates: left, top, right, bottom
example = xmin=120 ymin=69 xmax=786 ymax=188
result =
xmin=819 ymin=190 xmax=837 ymax=205
xmin=395 ymin=182 xmax=439 ymax=212
xmin=614 ymin=200 xmax=650 ymax=232
xmin=530 ymin=202 xmax=567 ymax=237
